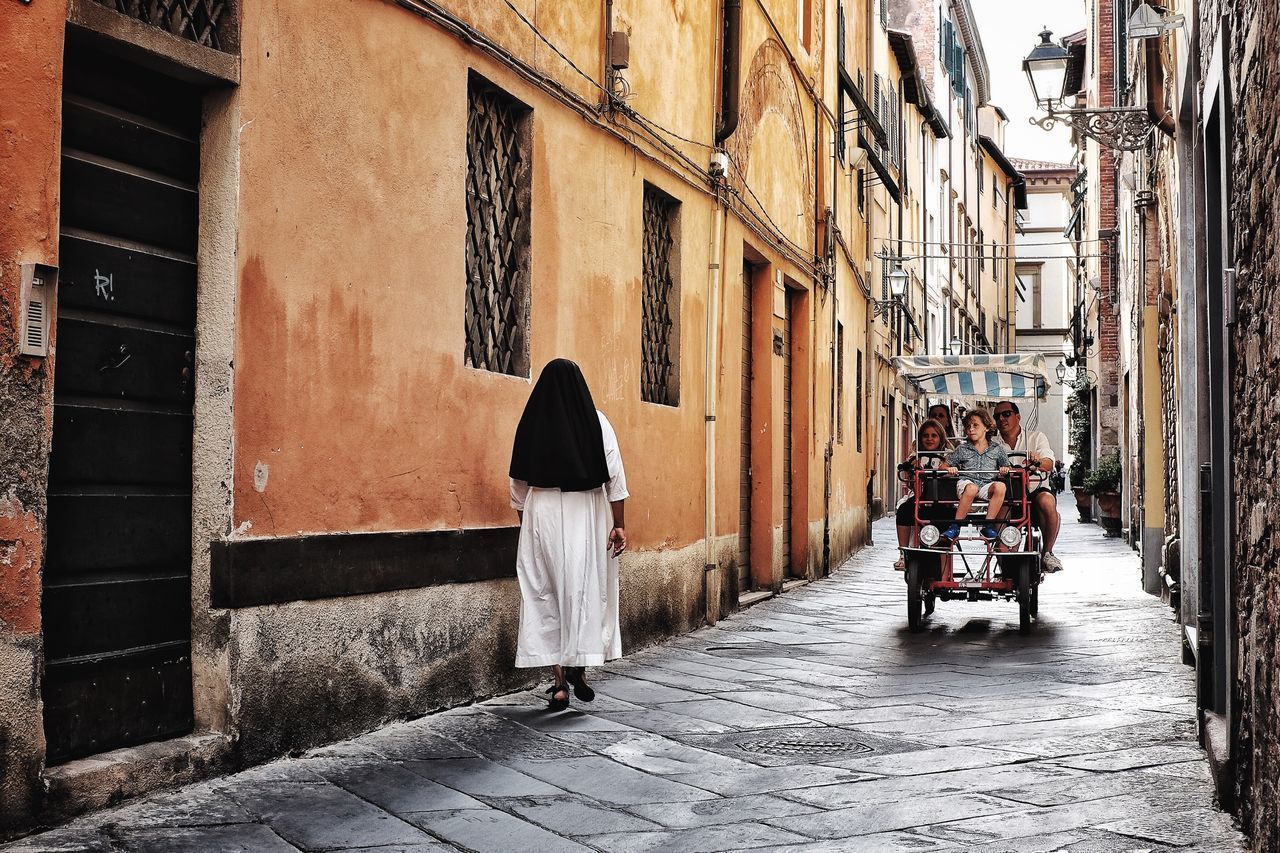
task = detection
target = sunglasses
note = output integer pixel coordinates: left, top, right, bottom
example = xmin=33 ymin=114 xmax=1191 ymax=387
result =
xmin=995 ymin=410 xmax=1016 ymax=420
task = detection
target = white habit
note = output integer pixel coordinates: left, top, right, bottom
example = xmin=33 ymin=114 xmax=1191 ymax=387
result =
xmin=509 ymin=410 xmax=628 ymax=667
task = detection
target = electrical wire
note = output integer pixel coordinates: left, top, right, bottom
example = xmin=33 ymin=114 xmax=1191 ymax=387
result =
xmin=624 ymin=107 xmax=718 ymax=150
xmin=724 ymin=152 xmax=819 ymax=265
xmin=498 ymin=0 xmax=611 ymax=101
xmin=884 ymin=236 xmax=1112 ymax=247
xmin=496 ymin=0 xmax=830 ymax=275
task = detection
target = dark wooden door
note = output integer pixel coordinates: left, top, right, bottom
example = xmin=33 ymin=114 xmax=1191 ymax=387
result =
xmin=43 ymin=45 xmax=198 ymax=763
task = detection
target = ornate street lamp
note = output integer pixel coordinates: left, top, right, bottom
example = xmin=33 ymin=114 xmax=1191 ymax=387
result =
xmin=888 ymin=264 xmax=908 ymax=300
xmin=1023 ymin=28 xmax=1156 ymax=152
xmin=872 ymin=261 xmax=909 ymax=322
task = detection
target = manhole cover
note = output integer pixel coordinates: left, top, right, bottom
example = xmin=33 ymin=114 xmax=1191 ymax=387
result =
xmin=730 ymin=624 xmax=773 ymax=632
xmin=737 ymin=736 xmax=872 ymax=757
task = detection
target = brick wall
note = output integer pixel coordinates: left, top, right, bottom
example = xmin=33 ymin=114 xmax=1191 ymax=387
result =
xmin=1198 ymin=0 xmax=1280 ymax=847
xmin=1093 ymin=0 xmax=1122 ymax=458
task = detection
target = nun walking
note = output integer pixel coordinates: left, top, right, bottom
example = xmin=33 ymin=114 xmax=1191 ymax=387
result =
xmin=509 ymin=359 xmax=628 ymax=711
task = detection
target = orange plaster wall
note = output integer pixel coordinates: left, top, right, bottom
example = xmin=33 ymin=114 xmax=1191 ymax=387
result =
xmin=0 ymin=502 xmax=43 ymax=636
xmin=232 ymin=0 xmax=709 ymax=547
xmin=0 ymin=0 xmax=66 ymax=636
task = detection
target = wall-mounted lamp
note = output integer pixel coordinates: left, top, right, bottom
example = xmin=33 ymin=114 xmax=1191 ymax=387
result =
xmin=872 ymin=260 xmax=908 ymax=322
xmin=1023 ymin=27 xmax=1158 ymax=151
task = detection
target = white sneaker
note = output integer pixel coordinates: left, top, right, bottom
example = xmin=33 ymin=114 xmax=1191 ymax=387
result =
xmin=1042 ymin=552 xmax=1063 ymax=573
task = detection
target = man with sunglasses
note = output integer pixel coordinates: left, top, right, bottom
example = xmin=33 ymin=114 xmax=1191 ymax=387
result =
xmin=993 ymin=401 xmax=1063 ymax=573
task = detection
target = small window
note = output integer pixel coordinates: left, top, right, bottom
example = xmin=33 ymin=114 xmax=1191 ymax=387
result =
xmin=857 ymin=169 xmax=866 ymax=216
xmin=465 ymin=73 xmax=532 ymax=377
xmin=978 ymin=229 xmax=984 ymax=270
xmin=641 ymin=184 xmax=681 ymax=406
xmin=796 ymin=0 xmax=813 ymax=49
xmin=837 ymin=322 xmax=845 ymax=444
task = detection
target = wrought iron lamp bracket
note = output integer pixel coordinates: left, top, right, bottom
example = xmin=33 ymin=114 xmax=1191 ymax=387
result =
xmin=871 ymin=298 xmax=900 ymax=323
xmin=1030 ymin=105 xmax=1155 ymax=152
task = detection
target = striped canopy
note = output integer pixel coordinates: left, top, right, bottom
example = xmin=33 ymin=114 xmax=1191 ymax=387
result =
xmin=892 ymin=353 xmax=1051 ymax=401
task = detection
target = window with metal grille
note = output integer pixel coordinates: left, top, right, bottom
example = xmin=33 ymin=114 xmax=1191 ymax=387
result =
xmin=837 ymin=322 xmax=845 ymax=444
xmin=641 ymin=184 xmax=680 ymax=406
xmin=90 ymin=0 xmax=234 ymax=50
xmin=856 ymin=349 xmax=864 ymax=452
xmin=465 ymin=73 xmax=532 ymax=378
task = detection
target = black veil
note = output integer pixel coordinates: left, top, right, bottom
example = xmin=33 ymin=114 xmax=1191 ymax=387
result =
xmin=509 ymin=359 xmax=609 ymax=492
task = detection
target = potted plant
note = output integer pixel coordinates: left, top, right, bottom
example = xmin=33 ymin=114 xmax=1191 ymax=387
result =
xmin=1069 ymin=456 xmax=1092 ymax=523
xmin=1084 ymin=451 xmax=1122 ymax=536
xmin=1066 ymin=381 xmax=1093 ymax=523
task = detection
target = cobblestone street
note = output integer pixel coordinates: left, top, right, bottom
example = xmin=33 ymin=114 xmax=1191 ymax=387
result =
xmin=5 ymin=499 xmax=1246 ymax=852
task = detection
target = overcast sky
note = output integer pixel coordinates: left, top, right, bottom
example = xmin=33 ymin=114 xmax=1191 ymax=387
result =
xmin=969 ymin=0 xmax=1088 ymax=164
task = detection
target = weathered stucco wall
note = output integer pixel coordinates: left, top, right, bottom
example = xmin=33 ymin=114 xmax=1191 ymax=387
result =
xmin=222 ymin=0 xmax=765 ymax=758
xmin=0 ymin=0 xmax=66 ymax=830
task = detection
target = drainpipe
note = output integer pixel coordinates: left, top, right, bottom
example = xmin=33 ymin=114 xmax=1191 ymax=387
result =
xmin=715 ymin=0 xmax=742 ymax=143
xmin=704 ymin=191 xmax=726 ymax=625
xmin=921 ymin=125 xmax=930 ymax=354
xmin=1144 ymin=39 xmax=1175 ymax=138
xmin=704 ymin=0 xmax=739 ymax=624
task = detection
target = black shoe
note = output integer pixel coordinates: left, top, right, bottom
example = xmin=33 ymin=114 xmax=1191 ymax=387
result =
xmin=545 ymin=683 xmax=570 ymax=712
xmin=565 ymin=667 xmax=595 ymax=702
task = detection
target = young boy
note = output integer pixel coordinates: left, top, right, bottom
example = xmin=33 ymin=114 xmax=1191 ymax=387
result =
xmin=942 ymin=408 xmax=1010 ymax=542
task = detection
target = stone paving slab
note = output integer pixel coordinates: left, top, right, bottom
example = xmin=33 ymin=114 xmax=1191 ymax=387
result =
xmin=3 ymin=502 xmax=1248 ymax=852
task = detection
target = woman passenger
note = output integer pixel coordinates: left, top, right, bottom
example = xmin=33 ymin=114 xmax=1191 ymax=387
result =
xmin=895 ymin=418 xmax=951 ymax=568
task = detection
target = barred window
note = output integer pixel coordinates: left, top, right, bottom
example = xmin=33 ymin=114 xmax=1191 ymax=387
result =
xmin=91 ymin=0 xmax=234 ymax=50
xmin=836 ymin=322 xmax=845 ymax=444
xmin=641 ymin=185 xmax=680 ymax=406
xmin=856 ymin=349 xmax=864 ymax=452
xmin=465 ymin=73 xmax=532 ymax=377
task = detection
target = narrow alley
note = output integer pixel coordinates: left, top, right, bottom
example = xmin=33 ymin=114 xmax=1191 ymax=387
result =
xmin=4 ymin=498 xmax=1245 ymax=853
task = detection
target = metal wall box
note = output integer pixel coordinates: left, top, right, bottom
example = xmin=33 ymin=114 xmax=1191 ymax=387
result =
xmin=609 ymin=31 xmax=630 ymax=69
xmin=19 ymin=263 xmax=58 ymax=357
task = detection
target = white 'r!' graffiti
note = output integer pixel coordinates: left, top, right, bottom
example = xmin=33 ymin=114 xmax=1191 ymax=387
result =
xmin=94 ymin=269 xmax=115 ymax=301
